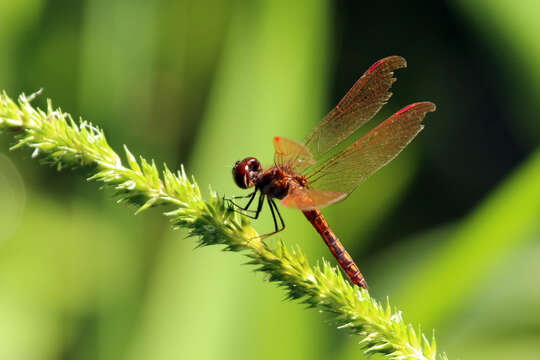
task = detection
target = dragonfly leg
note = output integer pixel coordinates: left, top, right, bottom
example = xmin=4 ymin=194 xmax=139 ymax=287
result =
xmin=230 ymin=195 xmax=285 ymax=241
xmin=226 ymin=191 xmax=257 ymax=214
xmin=267 ymin=197 xmax=279 ymax=233
xmin=269 ymin=198 xmax=285 ymax=232
xmin=255 ymin=198 xmax=286 ymax=240
xmin=251 ymin=193 xmax=265 ymax=219
xmin=231 ymin=192 xmax=264 ymax=220
xmin=243 ymin=191 xmax=257 ymax=211
xmin=231 ymin=192 xmax=256 ymax=200
xmin=275 ymin=201 xmax=285 ymax=230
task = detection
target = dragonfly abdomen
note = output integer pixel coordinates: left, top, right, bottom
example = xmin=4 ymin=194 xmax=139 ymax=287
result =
xmin=302 ymin=209 xmax=367 ymax=289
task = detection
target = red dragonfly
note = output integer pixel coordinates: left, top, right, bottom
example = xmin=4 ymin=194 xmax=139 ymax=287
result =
xmin=231 ymin=56 xmax=435 ymax=289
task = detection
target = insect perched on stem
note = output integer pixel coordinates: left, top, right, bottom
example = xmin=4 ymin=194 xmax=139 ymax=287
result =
xmin=231 ymin=56 xmax=436 ymax=289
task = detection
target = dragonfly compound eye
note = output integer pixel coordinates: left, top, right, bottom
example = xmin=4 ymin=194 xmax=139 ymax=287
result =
xmin=232 ymin=157 xmax=258 ymax=189
xmin=249 ymin=159 xmax=261 ymax=171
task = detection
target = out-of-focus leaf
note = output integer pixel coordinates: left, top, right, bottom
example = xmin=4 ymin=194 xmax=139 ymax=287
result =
xmin=79 ymin=0 xmax=159 ymax=152
xmin=395 ymin=147 xmax=540 ymax=327
xmin=0 ymin=0 xmax=45 ymax=88
xmin=0 ymin=154 xmax=26 ymax=244
xmin=0 ymin=191 xmax=142 ymax=360
xmin=451 ymin=0 xmax=540 ymax=144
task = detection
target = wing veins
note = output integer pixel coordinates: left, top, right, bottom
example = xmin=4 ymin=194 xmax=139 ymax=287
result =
xmin=303 ymin=56 xmax=407 ymax=160
xmin=305 ymin=102 xmax=436 ymax=195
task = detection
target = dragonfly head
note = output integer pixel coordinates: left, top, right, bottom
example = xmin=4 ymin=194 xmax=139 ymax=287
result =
xmin=232 ymin=157 xmax=261 ymax=189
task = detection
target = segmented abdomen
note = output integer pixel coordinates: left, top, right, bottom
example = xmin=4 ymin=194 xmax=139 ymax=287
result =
xmin=302 ymin=209 xmax=367 ymax=289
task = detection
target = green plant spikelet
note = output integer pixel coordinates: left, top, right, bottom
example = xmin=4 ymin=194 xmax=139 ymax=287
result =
xmin=0 ymin=90 xmax=448 ymax=360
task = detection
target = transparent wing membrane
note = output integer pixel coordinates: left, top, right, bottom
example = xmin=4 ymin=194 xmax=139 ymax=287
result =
xmin=305 ymin=102 xmax=436 ymax=196
xmin=273 ymin=136 xmax=315 ymax=172
xmin=281 ymin=187 xmax=346 ymax=210
xmin=304 ymin=56 xmax=407 ymax=160
xmin=271 ymin=57 xmax=436 ymax=209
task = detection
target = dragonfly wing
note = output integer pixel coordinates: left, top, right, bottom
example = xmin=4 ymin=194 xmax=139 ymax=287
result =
xmin=304 ymin=56 xmax=407 ymax=159
xmin=305 ymin=102 xmax=436 ymax=195
xmin=281 ymin=187 xmax=346 ymax=210
xmin=273 ymin=136 xmax=315 ymax=172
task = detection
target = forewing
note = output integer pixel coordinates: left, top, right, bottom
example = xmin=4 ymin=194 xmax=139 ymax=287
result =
xmin=304 ymin=56 xmax=407 ymax=159
xmin=305 ymin=102 xmax=436 ymax=195
xmin=281 ymin=187 xmax=346 ymax=210
xmin=273 ymin=136 xmax=315 ymax=172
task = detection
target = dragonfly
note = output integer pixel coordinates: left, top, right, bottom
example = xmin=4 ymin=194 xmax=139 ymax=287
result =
xmin=231 ymin=56 xmax=436 ymax=289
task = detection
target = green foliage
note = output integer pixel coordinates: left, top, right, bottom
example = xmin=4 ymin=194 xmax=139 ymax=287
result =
xmin=0 ymin=90 xmax=448 ymax=360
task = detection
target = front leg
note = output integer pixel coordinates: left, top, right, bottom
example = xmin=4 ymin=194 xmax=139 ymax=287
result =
xmin=226 ymin=190 xmax=257 ymax=213
xmin=229 ymin=192 xmax=265 ymax=220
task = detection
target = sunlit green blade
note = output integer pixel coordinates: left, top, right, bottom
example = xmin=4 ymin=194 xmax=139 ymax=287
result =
xmin=395 ymin=147 xmax=540 ymax=327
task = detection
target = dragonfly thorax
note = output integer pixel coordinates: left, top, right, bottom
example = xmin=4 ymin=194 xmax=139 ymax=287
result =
xmin=255 ymin=166 xmax=308 ymax=200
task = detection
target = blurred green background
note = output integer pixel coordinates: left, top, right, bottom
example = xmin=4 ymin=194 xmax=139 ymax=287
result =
xmin=1 ymin=0 xmax=540 ymax=359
